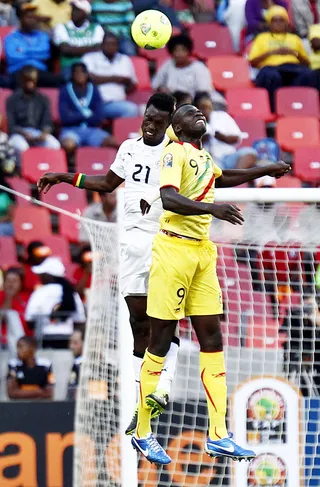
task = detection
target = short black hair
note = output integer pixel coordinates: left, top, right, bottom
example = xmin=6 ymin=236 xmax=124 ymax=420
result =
xmin=27 ymin=240 xmax=44 ymax=256
xmin=172 ymin=103 xmax=194 ymax=127
xmin=71 ymin=62 xmax=88 ymax=75
xmin=18 ymin=336 xmax=37 ymax=349
xmin=167 ymin=34 xmax=193 ymax=55
xmin=103 ymin=31 xmax=119 ymax=43
xmin=21 ymin=65 xmax=38 ymax=77
xmin=193 ymin=91 xmax=211 ymax=106
xmin=146 ymin=93 xmax=176 ymax=116
xmin=172 ymin=91 xmax=193 ymax=107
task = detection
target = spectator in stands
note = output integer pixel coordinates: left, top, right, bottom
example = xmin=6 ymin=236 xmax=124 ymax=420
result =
xmin=91 ymin=0 xmax=136 ymax=56
xmin=25 ymin=257 xmax=86 ymax=348
xmin=172 ymin=90 xmax=193 ymax=108
xmin=72 ymin=245 xmax=92 ymax=302
xmin=221 ymin=0 xmax=247 ymax=52
xmin=30 ymin=0 xmax=71 ymax=31
xmin=7 ymin=66 xmax=61 ymax=162
xmin=4 ymin=4 xmax=63 ymax=88
xmin=59 ymin=63 xmax=118 ymax=156
xmin=292 ymin=0 xmax=320 ymax=40
xmin=0 ymin=125 xmax=17 ymax=176
xmin=249 ymin=6 xmax=311 ymax=112
xmin=7 ymin=336 xmax=55 ymax=399
xmin=66 ymin=327 xmax=84 ymax=400
xmin=0 ymin=177 xmax=15 ymax=236
xmin=83 ymin=32 xmax=138 ymax=119
xmin=132 ymin=0 xmax=182 ymax=27
xmin=22 ymin=240 xmax=52 ymax=293
xmin=0 ymin=267 xmax=30 ymax=332
xmin=79 ymin=192 xmax=117 ymax=243
xmin=152 ymin=34 xmax=225 ymax=107
xmin=0 ymin=0 xmax=18 ymax=27
xmin=53 ymin=0 xmax=104 ymax=79
xmin=245 ymin=0 xmax=287 ymax=39
xmin=306 ymin=25 xmax=320 ymax=90
xmin=194 ymin=91 xmax=258 ymax=169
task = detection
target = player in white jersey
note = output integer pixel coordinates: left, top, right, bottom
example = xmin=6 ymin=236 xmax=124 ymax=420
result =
xmin=37 ymin=93 xmax=179 ymax=434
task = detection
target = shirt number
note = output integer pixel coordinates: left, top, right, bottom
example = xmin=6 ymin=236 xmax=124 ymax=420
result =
xmin=132 ymin=164 xmax=151 ymax=184
xmin=189 ymin=159 xmax=199 ymax=175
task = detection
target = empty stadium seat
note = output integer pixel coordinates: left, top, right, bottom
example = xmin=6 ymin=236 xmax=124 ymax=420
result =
xmin=39 ymin=88 xmax=60 ymax=123
xmin=0 ymin=237 xmax=17 ymax=267
xmin=113 ymin=116 xmax=143 ymax=144
xmin=76 ymin=147 xmax=117 ymax=174
xmin=226 ymin=88 xmax=275 ymax=122
xmin=7 ymin=177 xmax=31 ymax=206
xmin=233 ymin=117 xmax=266 ymax=147
xmin=276 ymin=117 xmax=320 ymax=152
xmin=41 ymin=183 xmax=87 ymax=213
xmin=40 ymin=235 xmax=71 ymax=265
xmin=0 ymin=26 xmax=14 ymax=59
xmin=13 ymin=206 xmax=52 ymax=244
xmin=189 ymin=23 xmax=234 ymax=59
xmin=207 ymin=56 xmax=252 ymax=91
xmin=131 ymin=57 xmax=152 ymax=90
xmin=127 ymin=89 xmax=153 ymax=105
xmin=22 ymin=148 xmax=67 ymax=184
xmin=293 ymin=147 xmax=320 ymax=183
xmin=276 ymin=87 xmax=320 ymax=118
xmin=275 ymin=175 xmax=302 ymax=188
xmin=59 ymin=213 xmax=81 ymax=242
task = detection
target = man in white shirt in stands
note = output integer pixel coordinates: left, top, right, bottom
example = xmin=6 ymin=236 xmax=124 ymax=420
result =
xmin=194 ymin=92 xmax=258 ymax=170
xmin=82 ymin=32 xmax=139 ymax=119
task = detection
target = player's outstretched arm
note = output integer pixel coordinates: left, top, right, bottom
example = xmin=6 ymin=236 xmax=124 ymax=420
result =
xmin=37 ymin=170 xmax=124 ymax=194
xmin=215 ymin=161 xmax=291 ymax=188
xmin=161 ymin=187 xmax=244 ymax=225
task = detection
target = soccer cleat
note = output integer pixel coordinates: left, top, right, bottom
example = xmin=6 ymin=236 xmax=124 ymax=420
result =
xmin=131 ymin=433 xmax=172 ymax=465
xmin=145 ymin=389 xmax=169 ymax=415
xmin=205 ymin=433 xmax=256 ymax=462
xmin=125 ymin=405 xmax=166 ymax=436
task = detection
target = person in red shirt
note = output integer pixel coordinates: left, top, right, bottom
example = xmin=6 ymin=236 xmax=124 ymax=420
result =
xmin=72 ymin=246 xmax=92 ymax=303
xmin=23 ymin=240 xmax=52 ymax=292
xmin=0 ymin=267 xmax=31 ymax=336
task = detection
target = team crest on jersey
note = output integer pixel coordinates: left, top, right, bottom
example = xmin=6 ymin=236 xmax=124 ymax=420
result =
xmin=163 ymin=153 xmax=173 ymax=168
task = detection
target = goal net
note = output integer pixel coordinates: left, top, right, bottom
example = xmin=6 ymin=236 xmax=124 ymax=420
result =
xmin=74 ymin=187 xmax=320 ymax=487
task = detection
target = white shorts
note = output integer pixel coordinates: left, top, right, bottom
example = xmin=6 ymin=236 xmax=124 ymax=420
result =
xmin=120 ymin=228 xmax=156 ymax=298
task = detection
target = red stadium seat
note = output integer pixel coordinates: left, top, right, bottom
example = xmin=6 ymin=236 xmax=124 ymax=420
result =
xmin=7 ymin=177 xmax=31 ymax=206
xmin=139 ymin=47 xmax=170 ymax=67
xmin=41 ymin=183 xmax=87 ymax=213
xmin=131 ymin=57 xmax=152 ymax=90
xmin=0 ymin=26 xmax=14 ymax=59
xmin=275 ymin=175 xmax=302 ymax=188
xmin=76 ymin=147 xmax=117 ymax=175
xmin=127 ymin=89 xmax=153 ymax=105
xmin=59 ymin=213 xmax=81 ymax=243
xmin=39 ymin=88 xmax=60 ymax=123
xmin=13 ymin=206 xmax=52 ymax=244
xmin=40 ymin=235 xmax=71 ymax=265
xmin=276 ymin=87 xmax=320 ymax=118
xmin=189 ymin=23 xmax=234 ymax=59
xmin=113 ymin=116 xmax=143 ymax=144
xmin=22 ymin=148 xmax=67 ymax=184
xmin=0 ymin=237 xmax=17 ymax=268
xmin=207 ymin=56 xmax=252 ymax=91
xmin=276 ymin=117 xmax=320 ymax=152
xmin=233 ymin=117 xmax=266 ymax=147
xmin=293 ymin=146 xmax=320 ymax=183
xmin=226 ymin=88 xmax=275 ymax=122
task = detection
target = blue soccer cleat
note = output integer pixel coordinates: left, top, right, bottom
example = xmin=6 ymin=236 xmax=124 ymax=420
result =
xmin=205 ymin=433 xmax=256 ymax=462
xmin=131 ymin=433 xmax=172 ymax=465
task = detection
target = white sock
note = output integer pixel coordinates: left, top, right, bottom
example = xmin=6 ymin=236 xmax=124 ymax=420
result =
xmin=157 ymin=341 xmax=179 ymax=397
xmin=133 ymin=354 xmax=143 ymax=403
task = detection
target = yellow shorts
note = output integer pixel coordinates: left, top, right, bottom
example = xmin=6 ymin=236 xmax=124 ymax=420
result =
xmin=147 ymin=232 xmax=223 ymax=320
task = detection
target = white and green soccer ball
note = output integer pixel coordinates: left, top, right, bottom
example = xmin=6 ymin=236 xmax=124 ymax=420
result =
xmin=131 ymin=10 xmax=172 ymax=50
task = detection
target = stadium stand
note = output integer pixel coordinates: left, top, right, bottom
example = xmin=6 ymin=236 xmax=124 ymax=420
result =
xmin=22 ymin=149 xmax=67 ymax=184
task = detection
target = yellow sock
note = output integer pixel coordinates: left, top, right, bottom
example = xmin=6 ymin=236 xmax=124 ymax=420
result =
xmin=200 ymin=351 xmax=228 ymax=440
xmin=136 ymin=349 xmax=165 ymax=438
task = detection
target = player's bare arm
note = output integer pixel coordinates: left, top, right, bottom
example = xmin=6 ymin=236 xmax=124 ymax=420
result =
xmin=215 ymin=161 xmax=291 ymax=188
xmin=160 ymin=186 xmax=244 ymax=225
xmin=37 ymin=170 xmax=124 ymax=194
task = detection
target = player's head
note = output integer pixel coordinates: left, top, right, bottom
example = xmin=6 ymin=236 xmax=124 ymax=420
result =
xmin=142 ymin=93 xmax=176 ymax=146
xmin=172 ymin=104 xmax=207 ymax=140
xmin=69 ymin=327 xmax=85 ymax=358
xmin=71 ymin=62 xmax=89 ymax=86
xmin=20 ymin=65 xmax=38 ymax=93
xmin=167 ymin=34 xmax=193 ymax=66
xmin=17 ymin=336 xmax=37 ymax=361
xmin=194 ymin=92 xmax=213 ymax=122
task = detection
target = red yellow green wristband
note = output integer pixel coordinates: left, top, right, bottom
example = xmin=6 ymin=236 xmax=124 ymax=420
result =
xmin=73 ymin=172 xmax=86 ymax=189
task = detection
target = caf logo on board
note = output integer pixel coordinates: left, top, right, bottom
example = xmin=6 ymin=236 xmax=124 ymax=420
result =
xmin=247 ymin=453 xmax=287 ymax=486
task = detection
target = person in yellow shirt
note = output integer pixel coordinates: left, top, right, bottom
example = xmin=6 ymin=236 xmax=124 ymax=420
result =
xmin=131 ymin=103 xmax=291 ymax=465
xmin=31 ymin=0 xmax=71 ymax=31
xmin=249 ymin=5 xmax=311 ymax=111
xmin=307 ymin=24 xmax=320 ymax=91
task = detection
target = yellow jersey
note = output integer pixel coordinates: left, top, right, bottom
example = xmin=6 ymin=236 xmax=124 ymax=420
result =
xmin=248 ymin=32 xmax=308 ymax=68
xmin=159 ymin=141 xmax=222 ymax=240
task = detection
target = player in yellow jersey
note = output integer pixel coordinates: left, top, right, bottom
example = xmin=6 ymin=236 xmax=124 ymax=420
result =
xmin=131 ymin=104 xmax=290 ymax=465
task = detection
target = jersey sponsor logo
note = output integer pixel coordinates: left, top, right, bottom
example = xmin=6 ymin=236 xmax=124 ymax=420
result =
xmin=163 ymin=153 xmax=173 ymax=168
xmin=147 ymin=370 xmax=162 ymax=376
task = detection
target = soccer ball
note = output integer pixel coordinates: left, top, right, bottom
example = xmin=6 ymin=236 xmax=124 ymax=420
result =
xmin=131 ymin=10 xmax=172 ymax=50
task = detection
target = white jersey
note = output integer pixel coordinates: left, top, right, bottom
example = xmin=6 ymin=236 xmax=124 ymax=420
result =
xmin=110 ymin=135 xmax=169 ymax=233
